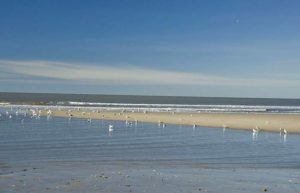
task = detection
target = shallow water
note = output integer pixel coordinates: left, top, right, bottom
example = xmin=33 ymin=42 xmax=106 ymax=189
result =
xmin=1 ymin=109 xmax=300 ymax=167
xmin=1 ymin=108 xmax=300 ymax=193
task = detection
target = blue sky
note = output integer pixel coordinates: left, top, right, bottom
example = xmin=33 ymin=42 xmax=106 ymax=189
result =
xmin=1 ymin=0 xmax=300 ymax=98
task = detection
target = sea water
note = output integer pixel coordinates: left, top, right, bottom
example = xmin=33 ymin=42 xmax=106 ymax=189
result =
xmin=2 ymin=92 xmax=300 ymax=113
xmin=0 ymin=102 xmax=300 ymax=193
xmin=1 ymin=109 xmax=300 ymax=167
xmin=1 ymin=101 xmax=300 ymax=192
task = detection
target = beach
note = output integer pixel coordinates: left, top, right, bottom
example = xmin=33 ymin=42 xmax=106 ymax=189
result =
xmin=2 ymin=161 xmax=300 ymax=193
xmin=2 ymin=105 xmax=300 ymax=193
xmin=41 ymin=109 xmax=300 ymax=133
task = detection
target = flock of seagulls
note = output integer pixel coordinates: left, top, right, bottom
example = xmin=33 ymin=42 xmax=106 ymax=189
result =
xmin=0 ymin=108 xmax=117 ymax=134
xmin=250 ymin=125 xmax=288 ymax=142
xmin=250 ymin=125 xmax=288 ymax=135
xmin=0 ymin=108 xmax=291 ymax=140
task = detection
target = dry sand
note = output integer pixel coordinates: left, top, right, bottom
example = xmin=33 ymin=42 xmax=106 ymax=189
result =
xmin=41 ymin=110 xmax=300 ymax=133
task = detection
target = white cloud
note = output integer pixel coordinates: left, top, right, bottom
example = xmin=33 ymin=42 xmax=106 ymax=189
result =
xmin=0 ymin=59 xmax=298 ymax=87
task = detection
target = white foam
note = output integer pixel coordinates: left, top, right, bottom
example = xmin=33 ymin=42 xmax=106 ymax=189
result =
xmin=1 ymin=102 xmax=300 ymax=114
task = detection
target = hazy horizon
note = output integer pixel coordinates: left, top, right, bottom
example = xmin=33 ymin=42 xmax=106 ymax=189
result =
xmin=2 ymin=91 xmax=300 ymax=101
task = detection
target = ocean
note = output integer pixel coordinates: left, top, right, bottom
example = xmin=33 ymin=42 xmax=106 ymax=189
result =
xmin=1 ymin=92 xmax=300 ymax=113
xmin=1 ymin=111 xmax=299 ymax=167
xmin=1 ymin=92 xmax=300 ymax=192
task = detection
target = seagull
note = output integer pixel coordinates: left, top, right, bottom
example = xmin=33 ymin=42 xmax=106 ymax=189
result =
xmin=222 ymin=125 xmax=227 ymax=132
xmin=31 ymin=109 xmax=37 ymax=118
xmin=158 ymin=120 xmax=166 ymax=128
xmin=68 ymin=113 xmax=73 ymax=120
xmin=252 ymin=126 xmax=259 ymax=134
xmin=47 ymin=110 xmax=52 ymax=115
xmin=9 ymin=115 xmax=12 ymax=119
xmin=109 ymin=124 xmax=114 ymax=132
xmin=280 ymin=128 xmax=287 ymax=135
xmin=193 ymin=124 xmax=197 ymax=129
xmin=134 ymin=119 xmax=138 ymax=125
xmin=252 ymin=126 xmax=259 ymax=141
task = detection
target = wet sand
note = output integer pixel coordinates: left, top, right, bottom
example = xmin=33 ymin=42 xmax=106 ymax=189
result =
xmin=1 ymin=161 xmax=300 ymax=193
xmin=41 ymin=110 xmax=300 ymax=133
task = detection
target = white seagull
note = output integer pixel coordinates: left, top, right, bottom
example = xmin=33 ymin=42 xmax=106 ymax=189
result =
xmin=280 ymin=128 xmax=287 ymax=135
xmin=158 ymin=120 xmax=162 ymax=127
xmin=252 ymin=126 xmax=259 ymax=134
xmin=108 ymin=124 xmax=114 ymax=132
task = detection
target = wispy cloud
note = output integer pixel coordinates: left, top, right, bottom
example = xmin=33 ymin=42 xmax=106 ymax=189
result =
xmin=0 ymin=59 xmax=298 ymax=87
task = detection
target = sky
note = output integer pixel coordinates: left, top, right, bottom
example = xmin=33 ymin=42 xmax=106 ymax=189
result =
xmin=0 ymin=0 xmax=300 ymax=98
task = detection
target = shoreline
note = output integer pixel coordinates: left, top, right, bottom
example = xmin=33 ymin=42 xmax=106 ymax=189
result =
xmin=40 ymin=109 xmax=300 ymax=133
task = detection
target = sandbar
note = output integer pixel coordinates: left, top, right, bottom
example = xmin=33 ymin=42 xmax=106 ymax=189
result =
xmin=41 ymin=109 xmax=300 ymax=133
